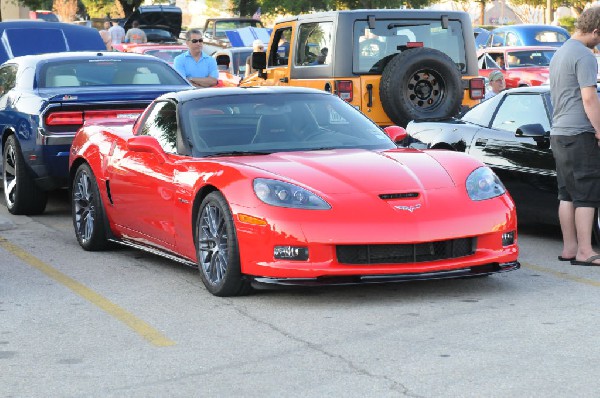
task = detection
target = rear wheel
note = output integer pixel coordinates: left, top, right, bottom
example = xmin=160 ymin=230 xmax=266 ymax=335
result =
xmin=2 ymin=135 xmax=47 ymax=215
xmin=72 ymin=163 xmax=108 ymax=251
xmin=196 ymin=192 xmax=252 ymax=297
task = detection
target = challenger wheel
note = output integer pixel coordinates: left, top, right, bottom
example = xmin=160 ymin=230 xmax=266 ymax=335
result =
xmin=196 ymin=192 xmax=252 ymax=296
xmin=380 ymin=47 xmax=463 ymax=127
xmin=72 ymin=163 xmax=108 ymax=251
xmin=2 ymin=135 xmax=47 ymax=215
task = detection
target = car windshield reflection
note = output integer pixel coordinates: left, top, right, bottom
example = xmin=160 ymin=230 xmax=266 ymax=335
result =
xmin=180 ymin=93 xmax=396 ymax=156
xmin=39 ymin=59 xmax=187 ymax=87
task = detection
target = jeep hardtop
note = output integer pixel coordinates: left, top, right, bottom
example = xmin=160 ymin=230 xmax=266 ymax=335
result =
xmin=242 ymin=10 xmax=484 ymax=127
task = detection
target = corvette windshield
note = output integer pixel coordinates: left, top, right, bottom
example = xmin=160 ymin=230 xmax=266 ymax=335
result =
xmin=180 ymin=93 xmax=396 ymax=156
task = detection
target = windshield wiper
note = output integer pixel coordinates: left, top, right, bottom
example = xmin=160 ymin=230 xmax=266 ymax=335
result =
xmin=205 ymin=151 xmax=271 ymax=157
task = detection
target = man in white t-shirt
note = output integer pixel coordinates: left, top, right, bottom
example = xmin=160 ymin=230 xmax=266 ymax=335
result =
xmin=108 ymin=21 xmax=125 ymax=45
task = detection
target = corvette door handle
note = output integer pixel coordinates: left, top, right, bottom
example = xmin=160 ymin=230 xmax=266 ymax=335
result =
xmin=279 ymin=77 xmax=288 ymax=83
xmin=475 ymin=138 xmax=487 ymax=147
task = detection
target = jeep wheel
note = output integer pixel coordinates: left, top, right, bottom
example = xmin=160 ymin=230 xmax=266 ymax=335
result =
xmin=380 ymin=47 xmax=463 ymax=127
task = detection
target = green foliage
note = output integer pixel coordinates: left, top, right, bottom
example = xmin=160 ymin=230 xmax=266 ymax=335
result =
xmin=255 ymin=0 xmax=434 ymax=15
xmin=80 ymin=0 xmax=115 ymax=18
xmin=558 ymin=16 xmax=576 ymax=33
xmin=18 ymin=0 xmax=53 ymax=11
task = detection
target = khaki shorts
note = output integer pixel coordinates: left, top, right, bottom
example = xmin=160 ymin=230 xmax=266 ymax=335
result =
xmin=551 ymin=133 xmax=600 ymax=208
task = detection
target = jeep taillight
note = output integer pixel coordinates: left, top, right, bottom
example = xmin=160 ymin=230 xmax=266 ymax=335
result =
xmin=45 ymin=109 xmax=143 ymax=126
xmin=335 ymin=80 xmax=353 ymax=102
xmin=469 ymin=78 xmax=485 ymax=100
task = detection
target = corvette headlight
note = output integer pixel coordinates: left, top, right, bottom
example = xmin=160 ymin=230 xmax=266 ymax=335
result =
xmin=466 ymin=167 xmax=506 ymax=201
xmin=253 ymin=179 xmax=330 ymax=209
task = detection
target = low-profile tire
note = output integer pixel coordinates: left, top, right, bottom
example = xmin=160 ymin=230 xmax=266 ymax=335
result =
xmin=380 ymin=47 xmax=463 ymax=127
xmin=71 ymin=163 xmax=108 ymax=251
xmin=2 ymin=135 xmax=48 ymax=215
xmin=196 ymin=192 xmax=252 ymax=297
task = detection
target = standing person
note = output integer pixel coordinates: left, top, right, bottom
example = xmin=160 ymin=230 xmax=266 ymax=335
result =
xmin=108 ymin=20 xmax=125 ymax=45
xmin=549 ymin=6 xmax=600 ymax=266
xmin=278 ymin=34 xmax=290 ymax=58
xmin=99 ymin=21 xmax=112 ymax=51
xmin=173 ymin=29 xmax=218 ymax=88
xmin=244 ymin=39 xmax=265 ymax=78
xmin=484 ymin=70 xmax=505 ymax=100
xmin=495 ymin=55 xmax=505 ymax=68
xmin=125 ymin=20 xmax=147 ymax=44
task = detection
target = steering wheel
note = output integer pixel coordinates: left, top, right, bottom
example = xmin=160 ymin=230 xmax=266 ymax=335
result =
xmin=302 ymin=127 xmax=332 ymax=142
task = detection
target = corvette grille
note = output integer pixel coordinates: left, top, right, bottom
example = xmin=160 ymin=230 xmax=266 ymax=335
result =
xmin=336 ymin=238 xmax=475 ymax=264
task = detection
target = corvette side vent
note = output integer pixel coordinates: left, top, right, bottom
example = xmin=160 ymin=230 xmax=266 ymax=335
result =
xmin=379 ymin=192 xmax=419 ymax=200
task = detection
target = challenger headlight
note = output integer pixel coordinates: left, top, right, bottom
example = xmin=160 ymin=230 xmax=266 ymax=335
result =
xmin=253 ymin=178 xmax=331 ymax=209
xmin=466 ymin=167 xmax=506 ymax=201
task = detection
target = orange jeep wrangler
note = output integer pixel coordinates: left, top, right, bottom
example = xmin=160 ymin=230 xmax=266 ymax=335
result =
xmin=241 ymin=10 xmax=484 ymax=127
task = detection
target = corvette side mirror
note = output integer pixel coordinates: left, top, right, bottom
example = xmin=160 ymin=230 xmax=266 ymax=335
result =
xmin=127 ymin=135 xmax=169 ymax=163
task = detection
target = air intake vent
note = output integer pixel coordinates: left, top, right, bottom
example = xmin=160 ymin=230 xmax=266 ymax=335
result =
xmin=336 ymin=238 xmax=475 ymax=264
xmin=379 ymin=192 xmax=419 ymax=200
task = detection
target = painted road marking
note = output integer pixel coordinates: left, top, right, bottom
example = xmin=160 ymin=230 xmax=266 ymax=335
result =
xmin=522 ymin=261 xmax=600 ymax=288
xmin=0 ymin=237 xmax=175 ymax=347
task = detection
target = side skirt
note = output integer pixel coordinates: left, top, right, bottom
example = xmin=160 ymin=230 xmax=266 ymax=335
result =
xmin=108 ymin=238 xmax=197 ymax=268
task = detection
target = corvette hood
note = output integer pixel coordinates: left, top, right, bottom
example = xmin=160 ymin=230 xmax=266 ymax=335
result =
xmin=235 ymin=149 xmax=456 ymax=194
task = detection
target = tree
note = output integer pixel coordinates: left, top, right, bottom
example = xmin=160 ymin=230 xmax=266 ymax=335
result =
xmin=255 ymin=0 xmax=434 ymax=15
xmin=53 ymin=0 xmax=77 ymax=22
xmin=236 ymin=0 xmax=260 ymax=17
xmin=80 ymin=0 xmax=123 ymax=18
xmin=115 ymin=0 xmax=143 ymax=17
xmin=18 ymin=0 xmax=52 ymax=11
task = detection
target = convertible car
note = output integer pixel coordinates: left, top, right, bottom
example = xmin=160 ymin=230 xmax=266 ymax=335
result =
xmin=405 ymin=85 xmax=600 ymax=244
xmin=69 ymin=87 xmax=519 ymax=296
xmin=0 ymin=51 xmax=192 ymax=215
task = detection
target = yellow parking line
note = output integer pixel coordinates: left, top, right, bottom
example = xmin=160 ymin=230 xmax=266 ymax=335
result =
xmin=0 ymin=237 xmax=175 ymax=347
xmin=522 ymin=261 xmax=600 ymax=287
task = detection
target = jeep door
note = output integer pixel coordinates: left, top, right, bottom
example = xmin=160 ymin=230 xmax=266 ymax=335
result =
xmin=287 ymin=21 xmax=336 ymax=95
xmin=253 ymin=23 xmax=295 ymax=87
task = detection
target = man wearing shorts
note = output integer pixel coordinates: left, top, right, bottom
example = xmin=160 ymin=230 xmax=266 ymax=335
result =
xmin=549 ymin=6 xmax=600 ymax=266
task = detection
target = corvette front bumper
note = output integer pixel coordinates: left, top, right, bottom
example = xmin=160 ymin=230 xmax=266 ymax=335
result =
xmin=249 ymin=261 xmax=520 ymax=288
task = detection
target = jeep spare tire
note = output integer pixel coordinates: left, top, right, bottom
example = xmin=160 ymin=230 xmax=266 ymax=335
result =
xmin=380 ymin=47 xmax=463 ymax=127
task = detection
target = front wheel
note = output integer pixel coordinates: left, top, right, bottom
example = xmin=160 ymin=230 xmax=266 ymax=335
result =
xmin=196 ymin=192 xmax=252 ymax=297
xmin=72 ymin=163 xmax=108 ymax=251
xmin=2 ymin=135 xmax=47 ymax=215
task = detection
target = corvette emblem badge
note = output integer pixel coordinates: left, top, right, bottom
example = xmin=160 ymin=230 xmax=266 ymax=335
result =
xmin=394 ymin=204 xmax=421 ymax=212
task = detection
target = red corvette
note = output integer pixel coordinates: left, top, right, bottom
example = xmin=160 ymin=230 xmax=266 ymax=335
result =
xmin=69 ymin=87 xmax=519 ymax=296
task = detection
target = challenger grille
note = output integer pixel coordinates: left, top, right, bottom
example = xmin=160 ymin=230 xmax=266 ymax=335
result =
xmin=336 ymin=238 xmax=475 ymax=264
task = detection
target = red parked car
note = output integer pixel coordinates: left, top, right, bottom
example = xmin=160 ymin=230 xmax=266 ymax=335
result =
xmin=478 ymin=46 xmax=556 ymax=88
xmin=68 ymin=87 xmax=519 ymax=296
xmin=126 ymin=44 xmax=188 ymax=65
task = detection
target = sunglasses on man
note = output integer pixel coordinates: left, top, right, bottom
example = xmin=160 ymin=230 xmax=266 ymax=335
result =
xmin=188 ymin=39 xmax=203 ymax=43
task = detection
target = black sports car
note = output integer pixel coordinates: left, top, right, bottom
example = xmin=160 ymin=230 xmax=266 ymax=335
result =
xmin=405 ymin=85 xmax=600 ymax=242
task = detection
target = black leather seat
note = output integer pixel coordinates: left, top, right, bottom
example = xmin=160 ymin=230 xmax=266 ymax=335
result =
xmin=252 ymin=114 xmax=295 ymax=144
